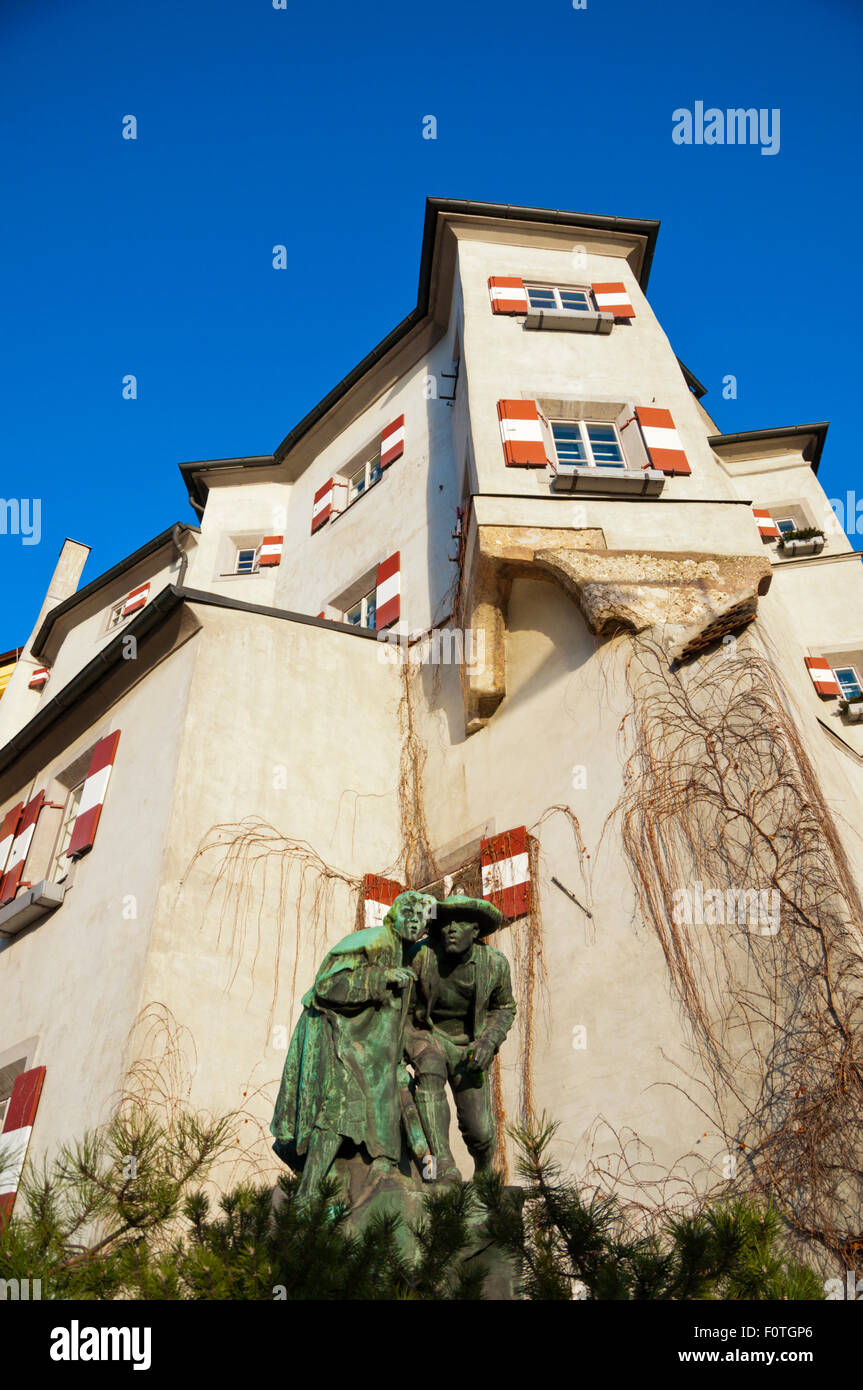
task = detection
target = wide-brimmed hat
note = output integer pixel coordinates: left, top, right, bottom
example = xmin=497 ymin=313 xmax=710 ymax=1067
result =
xmin=427 ymin=894 xmax=503 ymax=937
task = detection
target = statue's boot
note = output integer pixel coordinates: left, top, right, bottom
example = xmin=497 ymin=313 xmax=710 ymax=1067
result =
xmin=414 ymin=1077 xmax=461 ymax=1185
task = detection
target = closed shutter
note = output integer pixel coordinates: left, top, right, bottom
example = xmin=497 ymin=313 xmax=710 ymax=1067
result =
xmin=362 ymin=873 xmax=405 ymax=928
xmin=805 ymin=656 xmax=841 ymax=698
xmin=258 ymin=535 xmax=283 ymax=567
xmin=27 ymin=668 xmax=49 ymax=690
xmin=0 ymin=1066 xmax=46 ymax=1225
xmin=122 ymin=583 xmax=150 ymax=617
xmin=488 ymin=276 xmax=528 ymax=315
xmin=312 ymin=479 xmax=335 ymax=534
xmin=381 ymin=415 xmax=405 ymax=469
xmin=0 ymin=802 xmax=24 ymax=876
xmin=753 ymin=508 xmax=780 ymax=540
xmin=635 ymin=407 xmax=691 ymax=476
xmin=481 ymin=826 xmax=531 ymax=919
xmin=375 ymin=552 xmax=401 ymax=630
xmin=591 ymin=281 xmax=635 ymax=319
xmin=497 ymin=400 xmax=548 ymax=467
xmin=0 ymin=792 xmax=45 ymax=906
xmin=66 ymin=731 xmax=121 ymax=860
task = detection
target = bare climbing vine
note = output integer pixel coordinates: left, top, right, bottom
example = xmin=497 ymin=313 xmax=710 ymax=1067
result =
xmin=613 ymin=633 xmax=863 ymax=1265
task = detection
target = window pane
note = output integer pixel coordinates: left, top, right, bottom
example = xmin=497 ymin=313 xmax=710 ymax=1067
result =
xmin=365 ymin=595 xmax=377 ymax=630
xmin=835 ymin=668 xmax=862 ymax=699
xmin=527 ymin=287 xmax=555 ymax=308
xmin=559 ymin=291 xmax=589 ymax=311
xmin=236 ymin=549 xmax=256 ymax=573
xmin=346 ymin=602 xmax=363 ymax=626
xmin=777 ymin=519 xmax=796 ymax=535
xmin=552 ymin=424 xmax=587 ymax=464
xmin=587 ymin=424 xmax=624 ymax=466
xmin=349 ymin=467 xmax=366 ymax=502
xmin=369 ymin=459 xmax=382 ymax=486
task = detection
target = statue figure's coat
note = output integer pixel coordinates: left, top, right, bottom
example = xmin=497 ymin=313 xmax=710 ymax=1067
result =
xmin=271 ymin=921 xmax=410 ymax=1169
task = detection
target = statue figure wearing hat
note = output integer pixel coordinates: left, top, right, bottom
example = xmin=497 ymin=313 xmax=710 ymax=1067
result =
xmin=406 ymin=894 xmax=516 ymax=1184
xmin=270 ymin=889 xmax=436 ymax=1203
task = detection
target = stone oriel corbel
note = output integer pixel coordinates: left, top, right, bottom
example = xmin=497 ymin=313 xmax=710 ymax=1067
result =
xmin=456 ymin=513 xmax=772 ymax=734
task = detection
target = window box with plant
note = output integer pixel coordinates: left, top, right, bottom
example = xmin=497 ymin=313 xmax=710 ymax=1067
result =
xmin=776 ymin=527 xmax=825 ymax=556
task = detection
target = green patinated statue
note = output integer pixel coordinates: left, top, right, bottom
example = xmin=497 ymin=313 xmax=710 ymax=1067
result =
xmin=406 ymin=895 xmax=516 ymax=1184
xmin=271 ymin=889 xmax=516 ymax=1201
xmin=271 ymin=890 xmax=435 ymax=1202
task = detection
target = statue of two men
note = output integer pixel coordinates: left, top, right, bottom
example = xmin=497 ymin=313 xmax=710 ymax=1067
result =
xmin=271 ymin=890 xmax=516 ymax=1201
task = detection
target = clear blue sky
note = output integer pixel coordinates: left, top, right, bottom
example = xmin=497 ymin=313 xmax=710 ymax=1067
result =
xmin=1 ymin=0 xmax=861 ymax=650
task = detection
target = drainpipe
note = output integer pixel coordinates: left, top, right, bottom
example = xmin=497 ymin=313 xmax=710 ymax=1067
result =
xmin=171 ymin=524 xmax=190 ymax=588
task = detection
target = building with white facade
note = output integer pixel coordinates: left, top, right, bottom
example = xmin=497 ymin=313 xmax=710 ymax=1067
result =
xmin=1 ymin=200 xmax=861 ymax=1248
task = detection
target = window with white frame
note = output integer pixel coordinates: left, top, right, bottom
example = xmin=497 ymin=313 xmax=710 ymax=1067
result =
xmin=50 ymin=782 xmax=84 ymax=882
xmin=344 ymin=589 xmax=377 ymax=630
xmin=347 ymin=452 xmax=383 ymax=506
xmin=776 ymin=518 xmax=797 ymax=537
xmin=0 ymin=1058 xmax=27 ymax=1129
xmin=235 ymin=546 xmax=259 ymax=574
xmin=106 ymin=600 xmax=127 ymax=630
xmin=551 ymin=420 xmax=625 ymax=468
xmin=834 ymin=666 xmax=863 ymax=700
xmin=526 ymin=284 xmax=594 ymax=313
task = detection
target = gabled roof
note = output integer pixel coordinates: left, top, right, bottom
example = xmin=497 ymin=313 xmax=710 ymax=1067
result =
xmin=179 ymin=196 xmax=661 ymax=513
xmin=30 ymin=523 xmax=199 ymax=660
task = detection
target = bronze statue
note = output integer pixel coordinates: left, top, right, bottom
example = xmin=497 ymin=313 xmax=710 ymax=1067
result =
xmin=271 ymin=890 xmax=435 ymax=1202
xmin=270 ymin=888 xmax=516 ymax=1204
xmin=405 ymin=895 xmax=516 ymax=1184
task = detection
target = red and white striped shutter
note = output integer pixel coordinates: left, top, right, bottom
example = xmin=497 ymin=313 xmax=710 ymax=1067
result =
xmin=311 ymin=478 xmax=335 ymax=534
xmin=753 ymin=508 xmax=780 ymax=540
xmin=805 ymin=657 xmax=841 ymax=698
xmin=27 ymin=667 xmax=49 ymax=690
xmin=0 ymin=802 xmax=24 ymax=876
xmin=0 ymin=1066 xmax=46 ymax=1225
xmin=0 ymin=792 xmax=45 ymax=907
xmin=481 ymin=826 xmax=531 ymax=919
xmin=362 ymin=873 xmax=406 ymax=928
xmin=488 ymin=277 xmax=528 ymax=315
xmin=591 ymin=281 xmax=635 ymax=319
xmin=258 ymin=535 xmax=284 ymax=567
xmin=635 ymin=407 xmax=691 ymax=476
xmin=375 ymin=552 xmax=401 ymax=630
xmin=497 ymin=401 xmax=548 ymax=467
xmin=381 ymin=415 xmax=405 ymax=469
xmin=122 ymin=582 xmax=150 ymax=617
xmin=66 ymin=731 xmax=121 ymax=860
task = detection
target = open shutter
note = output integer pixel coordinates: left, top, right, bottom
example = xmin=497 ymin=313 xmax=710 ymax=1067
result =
xmin=312 ymin=479 xmax=335 ymax=534
xmin=258 ymin=535 xmax=283 ymax=567
xmin=375 ymin=552 xmax=401 ymax=630
xmin=0 ymin=1066 xmax=46 ymax=1225
xmin=381 ymin=415 xmax=405 ymax=469
xmin=122 ymin=582 xmax=150 ymax=617
xmin=66 ymin=731 xmax=121 ymax=860
xmin=591 ymin=281 xmax=635 ymax=319
xmin=488 ymin=276 xmax=528 ymax=315
xmin=481 ymin=826 xmax=531 ymax=919
xmin=497 ymin=400 xmax=548 ymax=467
xmin=27 ymin=667 xmax=49 ymax=690
xmin=753 ymin=508 xmax=780 ymax=540
xmin=362 ymin=873 xmax=405 ymax=928
xmin=635 ymin=407 xmax=691 ymax=476
xmin=0 ymin=792 xmax=45 ymax=907
xmin=0 ymin=803 xmax=24 ymax=876
xmin=805 ymin=657 xmax=841 ymax=698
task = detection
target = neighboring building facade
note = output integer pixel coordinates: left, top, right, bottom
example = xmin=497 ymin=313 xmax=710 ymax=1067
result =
xmin=2 ymin=199 xmax=862 ymax=1223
